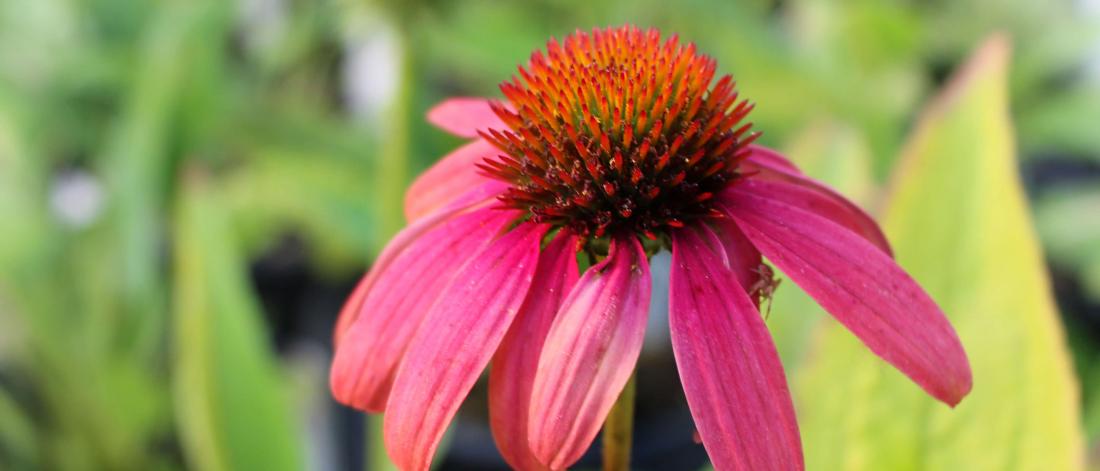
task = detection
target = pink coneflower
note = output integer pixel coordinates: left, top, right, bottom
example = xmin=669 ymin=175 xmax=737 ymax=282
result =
xmin=331 ymin=25 xmax=971 ymax=471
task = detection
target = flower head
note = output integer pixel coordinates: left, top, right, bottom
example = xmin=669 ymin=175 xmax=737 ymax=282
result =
xmin=480 ymin=27 xmax=755 ymax=240
xmin=332 ymin=25 xmax=972 ymax=471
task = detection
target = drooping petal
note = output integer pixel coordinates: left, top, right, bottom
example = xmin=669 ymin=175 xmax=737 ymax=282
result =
xmin=744 ymin=144 xmax=802 ymax=175
xmin=333 ymin=273 xmax=372 ymax=346
xmin=740 ymin=146 xmax=892 ymax=256
xmin=670 ymin=226 xmax=804 ymax=471
xmin=404 ymin=139 xmax=503 ymax=222
xmin=489 ymin=232 xmax=579 ymax=471
xmin=528 ymin=236 xmax=651 ymax=470
xmin=384 ymin=222 xmax=545 ymax=471
xmin=722 ymin=189 xmax=973 ymax=406
xmin=728 ymin=177 xmax=892 ymax=256
xmin=334 ymin=182 xmax=505 ymax=343
xmin=426 ymin=97 xmax=508 ymax=138
xmin=329 ymin=207 xmax=517 ymax=412
xmin=709 ymin=216 xmax=762 ymax=293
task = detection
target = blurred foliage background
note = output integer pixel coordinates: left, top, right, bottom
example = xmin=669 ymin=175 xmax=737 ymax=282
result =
xmin=0 ymin=0 xmax=1098 ymax=470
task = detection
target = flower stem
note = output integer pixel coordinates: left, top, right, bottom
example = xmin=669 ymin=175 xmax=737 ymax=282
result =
xmin=368 ymin=414 xmax=397 ymax=471
xmin=603 ymin=373 xmax=637 ymax=471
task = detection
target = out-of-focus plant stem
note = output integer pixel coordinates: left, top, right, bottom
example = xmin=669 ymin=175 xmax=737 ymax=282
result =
xmin=375 ymin=22 xmax=411 ymax=240
xmin=603 ymin=373 xmax=636 ymax=471
xmin=368 ymin=414 xmax=397 ymax=471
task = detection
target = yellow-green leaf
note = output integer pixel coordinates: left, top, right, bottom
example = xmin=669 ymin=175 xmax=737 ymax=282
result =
xmin=173 ymin=171 xmax=303 ymax=471
xmin=795 ymin=36 xmax=1084 ymax=470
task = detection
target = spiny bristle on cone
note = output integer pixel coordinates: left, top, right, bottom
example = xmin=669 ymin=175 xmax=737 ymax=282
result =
xmin=478 ymin=25 xmax=759 ymax=241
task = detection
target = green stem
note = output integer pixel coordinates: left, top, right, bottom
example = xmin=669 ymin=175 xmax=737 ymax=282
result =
xmin=376 ymin=26 xmax=411 ymax=240
xmin=603 ymin=373 xmax=637 ymax=471
xmin=368 ymin=414 xmax=397 ymax=471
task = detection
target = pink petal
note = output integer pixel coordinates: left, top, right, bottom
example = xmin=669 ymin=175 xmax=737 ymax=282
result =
xmin=722 ymin=189 xmax=973 ymax=406
xmin=528 ymin=236 xmax=651 ymax=470
xmin=744 ymin=144 xmax=802 ymax=175
xmin=489 ymin=232 xmax=579 ymax=471
xmin=334 ymin=182 xmax=504 ymax=344
xmin=729 ymin=177 xmax=892 ymax=256
xmin=426 ymin=97 xmax=508 ymax=138
xmin=709 ymin=216 xmax=763 ymax=293
xmin=404 ymin=139 xmax=502 ymax=222
xmin=333 ymin=273 xmax=372 ymax=347
xmin=740 ymin=146 xmax=892 ymax=256
xmin=670 ymin=226 xmax=804 ymax=471
xmin=329 ymin=207 xmax=517 ymax=412
xmin=384 ymin=222 xmax=545 ymax=471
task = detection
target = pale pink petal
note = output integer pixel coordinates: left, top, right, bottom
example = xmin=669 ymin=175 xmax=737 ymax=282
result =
xmin=334 ymin=182 xmax=504 ymax=344
xmin=744 ymin=144 xmax=802 ymax=175
xmin=329 ymin=207 xmax=517 ymax=412
xmin=722 ymin=189 xmax=972 ymax=406
xmin=384 ymin=222 xmax=545 ymax=471
xmin=404 ymin=139 xmax=502 ymax=222
xmin=528 ymin=236 xmax=651 ymax=470
xmin=489 ymin=232 xmax=579 ymax=471
xmin=670 ymin=226 xmax=804 ymax=471
xmin=426 ymin=97 xmax=508 ymax=138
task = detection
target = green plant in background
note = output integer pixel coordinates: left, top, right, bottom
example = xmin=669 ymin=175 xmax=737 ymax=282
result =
xmin=0 ymin=0 xmax=1098 ymax=469
xmin=175 ymin=170 xmax=302 ymax=471
xmin=0 ymin=0 xmax=386 ymax=469
xmin=794 ymin=36 xmax=1082 ymax=470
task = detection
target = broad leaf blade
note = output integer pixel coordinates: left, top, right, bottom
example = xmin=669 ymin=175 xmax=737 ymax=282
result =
xmin=173 ymin=173 xmax=303 ymax=471
xmin=796 ymin=36 xmax=1084 ymax=470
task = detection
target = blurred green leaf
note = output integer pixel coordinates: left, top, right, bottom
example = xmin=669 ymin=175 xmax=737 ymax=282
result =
xmin=101 ymin=2 xmax=192 ymax=300
xmin=1084 ymin=354 xmax=1100 ymax=442
xmin=1035 ymin=186 xmax=1100 ymax=255
xmin=225 ymin=146 xmax=380 ymax=271
xmin=1036 ymin=186 xmax=1100 ymax=299
xmin=795 ymin=36 xmax=1084 ymax=470
xmin=98 ymin=0 xmax=232 ymax=357
xmin=1019 ymin=87 xmax=1100 ymax=160
xmin=0 ymin=385 xmax=36 ymax=469
xmin=0 ymin=92 xmax=48 ymax=275
xmin=173 ymin=171 xmax=303 ymax=471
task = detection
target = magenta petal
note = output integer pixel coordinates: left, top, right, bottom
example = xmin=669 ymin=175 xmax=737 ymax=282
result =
xmin=383 ymin=222 xmax=545 ymax=471
xmin=426 ymin=97 xmax=508 ymax=138
xmin=334 ymin=184 xmax=502 ymax=344
xmin=709 ymin=216 xmax=762 ymax=293
xmin=670 ymin=226 xmax=804 ymax=471
xmin=329 ymin=207 xmax=517 ymax=412
xmin=744 ymin=144 xmax=803 ymax=175
xmin=333 ymin=273 xmax=372 ymax=347
xmin=404 ymin=139 xmax=501 ymax=222
xmin=739 ymin=147 xmax=892 ymax=257
xmin=528 ymin=236 xmax=651 ymax=470
xmin=489 ymin=232 xmax=579 ymax=471
xmin=728 ymin=177 xmax=892 ymax=256
xmin=722 ymin=189 xmax=973 ymax=406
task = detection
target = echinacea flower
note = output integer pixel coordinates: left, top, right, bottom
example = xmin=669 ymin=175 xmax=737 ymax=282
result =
xmin=331 ymin=25 xmax=972 ymax=471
